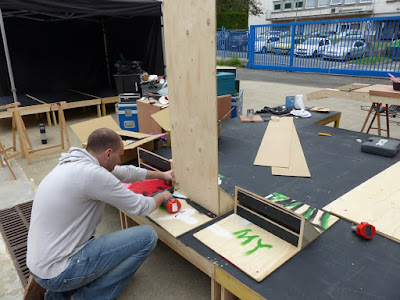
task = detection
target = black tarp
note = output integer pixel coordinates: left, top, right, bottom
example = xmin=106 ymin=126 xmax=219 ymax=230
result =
xmin=0 ymin=0 xmax=163 ymax=96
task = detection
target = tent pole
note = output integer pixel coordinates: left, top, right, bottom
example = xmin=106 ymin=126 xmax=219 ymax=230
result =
xmin=160 ymin=14 xmax=166 ymax=76
xmin=0 ymin=9 xmax=17 ymax=103
xmin=101 ymin=19 xmax=112 ymax=88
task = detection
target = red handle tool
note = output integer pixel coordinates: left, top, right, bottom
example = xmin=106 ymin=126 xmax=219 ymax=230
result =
xmin=352 ymin=222 xmax=376 ymax=239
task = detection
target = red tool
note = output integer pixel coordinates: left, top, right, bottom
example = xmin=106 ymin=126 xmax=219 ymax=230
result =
xmin=163 ymin=198 xmax=181 ymax=213
xmin=352 ymin=222 xmax=376 ymax=239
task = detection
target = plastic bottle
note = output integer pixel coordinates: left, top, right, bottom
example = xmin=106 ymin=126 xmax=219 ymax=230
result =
xmin=39 ymin=123 xmax=47 ymax=144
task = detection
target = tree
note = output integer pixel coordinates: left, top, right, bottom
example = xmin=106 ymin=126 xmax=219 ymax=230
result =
xmin=216 ymin=0 xmax=263 ymax=16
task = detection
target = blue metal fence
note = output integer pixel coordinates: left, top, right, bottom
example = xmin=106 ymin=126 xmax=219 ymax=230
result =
xmin=218 ymin=16 xmax=400 ymax=78
xmin=217 ymin=27 xmax=249 ymax=59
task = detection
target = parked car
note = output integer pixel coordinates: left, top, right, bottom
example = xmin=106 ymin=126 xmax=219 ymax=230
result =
xmin=268 ymin=30 xmax=288 ymax=37
xmin=227 ymin=32 xmax=248 ymax=52
xmin=271 ymin=36 xmax=305 ymax=54
xmin=294 ymin=38 xmax=331 ymax=57
xmin=217 ymin=31 xmax=229 ymax=50
xmin=254 ymin=35 xmax=280 ymax=53
xmin=309 ymin=30 xmax=336 ymax=39
xmin=335 ymin=29 xmax=365 ymax=40
xmin=323 ymin=40 xmax=367 ymax=61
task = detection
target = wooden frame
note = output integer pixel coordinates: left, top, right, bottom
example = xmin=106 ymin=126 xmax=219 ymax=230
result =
xmin=9 ymin=102 xmax=70 ymax=165
xmin=0 ymin=139 xmax=17 ymax=179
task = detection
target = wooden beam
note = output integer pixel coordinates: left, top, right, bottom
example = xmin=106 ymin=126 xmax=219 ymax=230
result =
xmin=163 ymin=0 xmax=219 ymax=215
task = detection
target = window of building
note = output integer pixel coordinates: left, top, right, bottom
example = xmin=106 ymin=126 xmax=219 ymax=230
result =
xmin=273 ymin=1 xmax=281 ymax=10
xmin=331 ymin=0 xmax=342 ymax=5
xmin=306 ymin=0 xmax=316 ymax=8
xmin=284 ymin=0 xmax=292 ymax=10
xmin=318 ymin=0 xmax=329 ymax=7
xmin=295 ymin=0 xmax=304 ymax=8
xmin=359 ymin=0 xmax=372 ymax=2
xmin=344 ymin=0 xmax=356 ymax=3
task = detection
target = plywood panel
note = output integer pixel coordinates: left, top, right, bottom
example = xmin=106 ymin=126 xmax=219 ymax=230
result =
xmin=194 ymin=214 xmax=299 ymax=282
xmin=148 ymin=199 xmax=212 ymax=237
xmin=254 ymin=117 xmax=293 ymax=168
xmin=272 ymin=124 xmax=310 ymax=177
xmin=163 ymin=0 xmax=219 ymax=215
xmin=323 ymin=161 xmax=400 ymax=243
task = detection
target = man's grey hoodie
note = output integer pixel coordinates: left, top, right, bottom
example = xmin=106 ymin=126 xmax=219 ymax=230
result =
xmin=27 ymin=147 xmax=156 ymax=279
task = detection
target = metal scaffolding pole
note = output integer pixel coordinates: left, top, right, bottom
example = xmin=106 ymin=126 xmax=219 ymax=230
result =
xmin=0 ymin=9 xmax=18 ymax=102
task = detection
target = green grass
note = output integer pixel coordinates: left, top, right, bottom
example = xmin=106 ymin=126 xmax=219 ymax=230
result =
xmin=350 ymin=56 xmax=391 ymax=65
xmin=217 ymin=57 xmax=243 ymax=67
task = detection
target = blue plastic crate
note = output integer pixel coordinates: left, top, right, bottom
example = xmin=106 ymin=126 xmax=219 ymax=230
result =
xmin=115 ymin=102 xmax=139 ymax=132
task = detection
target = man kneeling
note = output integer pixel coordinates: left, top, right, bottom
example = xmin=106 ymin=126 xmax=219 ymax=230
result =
xmin=26 ymin=128 xmax=175 ymax=299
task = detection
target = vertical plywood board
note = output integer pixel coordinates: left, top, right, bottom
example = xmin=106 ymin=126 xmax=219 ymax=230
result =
xmin=254 ymin=117 xmax=293 ymax=168
xmin=323 ymin=161 xmax=400 ymax=243
xmin=148 ymin=199 xmax=212 ymax=237
xmin=163 ymin=0 xmax=219 ymax=215
xmin=272 ymin=124 xmax=311 ymax=177
xmin=194 ymin=214 xmax=299 ymax=282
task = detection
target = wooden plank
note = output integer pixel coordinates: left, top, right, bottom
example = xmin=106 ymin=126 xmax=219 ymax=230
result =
xmin=314 ymin=112 xmax=341 ymax=128
xmin=239 ymin=115 xmax=263 ymax=122
xmin=254 ymin=116 xmax=293 ymax=168
xmin=148 ymin=199 xmax=212 ymax=237
xmin=163 ymin=0 xmax=219 ymax=215
xmin=62 ymin=98 xmax=102 ymax=109
xmin=194 ymin=213 xmax=299 ymax=282
xmin=306 ymin=87 xmax=370 ymax=102
xmin=215 ymin=267 xmax=265 ymax=300
xmin=323 ymin=161 xmax=400 ymax=243
xmin=272 ymin=123 xmax=311 ymax=177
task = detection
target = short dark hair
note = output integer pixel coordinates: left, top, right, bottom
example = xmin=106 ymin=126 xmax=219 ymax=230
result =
xmin=86 ymin=128 xmax=122 ymax=154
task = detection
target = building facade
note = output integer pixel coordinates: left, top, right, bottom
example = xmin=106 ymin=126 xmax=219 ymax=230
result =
xmin=249 ymin=0 xmax=400 ymax=26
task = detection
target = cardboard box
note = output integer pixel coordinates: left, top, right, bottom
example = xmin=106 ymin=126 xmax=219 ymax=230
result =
xmin=70 ymin=115 xmax=163 ymax=163
xmin=137 ymin=99 xmax=166 ymax=134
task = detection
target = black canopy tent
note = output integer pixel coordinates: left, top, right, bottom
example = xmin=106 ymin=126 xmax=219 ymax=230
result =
xmin=0 ymin=0 xmax=164 ymax=101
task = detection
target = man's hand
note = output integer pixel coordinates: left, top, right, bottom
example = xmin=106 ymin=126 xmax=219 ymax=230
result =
xmin=153 ymin=191 xmax=173 ymax=207
xmin=163 ymin=170 xmax=178 ymax=185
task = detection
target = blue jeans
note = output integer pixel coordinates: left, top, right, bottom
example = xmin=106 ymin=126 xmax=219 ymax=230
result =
xmin=34 ymin=225 xmax=157 ymax=300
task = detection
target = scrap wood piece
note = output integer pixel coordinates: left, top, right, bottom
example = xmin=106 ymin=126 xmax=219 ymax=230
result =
xmin=271 ymin=123 xmax=310 ymax=177
xmin=310 ymin=106 xmax=330 ymax=112
xmin=265 ymin=192 xmax=338 ymax=233
xmin=194 ymin=213 xmax=299 ymax=282
xmin=239 ymin=115 xmax=263 ymax=122
xmin=323 ymin=161 xmax=400 ymax=243
xmin=254 ymin=116 xmax=293 ymax=168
